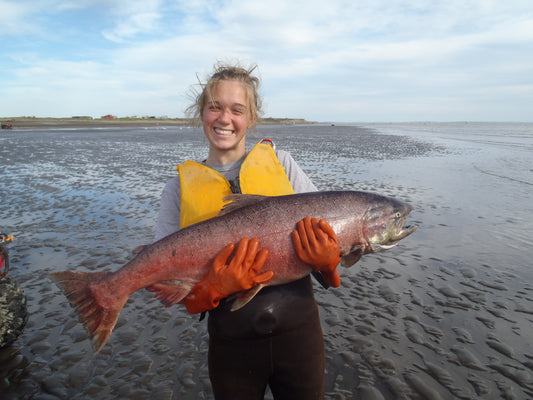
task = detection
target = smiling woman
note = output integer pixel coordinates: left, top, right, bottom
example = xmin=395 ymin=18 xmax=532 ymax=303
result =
xmin=151 ymin=62 xmax=342 ymax=399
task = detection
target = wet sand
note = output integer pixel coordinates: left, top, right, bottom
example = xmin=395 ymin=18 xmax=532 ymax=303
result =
xmin=1 ymin=123 xmax=532 ymax=399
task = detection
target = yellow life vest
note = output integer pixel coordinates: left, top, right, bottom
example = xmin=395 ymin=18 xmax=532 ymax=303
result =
xmin=177 ymin=140 xmax=294 ymax=228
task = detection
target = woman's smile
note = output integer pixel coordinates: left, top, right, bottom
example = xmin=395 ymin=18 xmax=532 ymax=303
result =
xmin=214 ymin=127 xmax=234 ymax=136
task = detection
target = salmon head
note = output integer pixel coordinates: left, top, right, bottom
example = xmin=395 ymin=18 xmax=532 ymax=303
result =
xmin=364 ymin=198 xmax=418 ymax=252
xmin=339 ymin=194 xmax=418 ymax=267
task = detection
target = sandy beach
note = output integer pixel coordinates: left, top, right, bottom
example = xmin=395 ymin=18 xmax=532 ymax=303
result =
xmin=1 ymin=122 xmax=532 ymax=399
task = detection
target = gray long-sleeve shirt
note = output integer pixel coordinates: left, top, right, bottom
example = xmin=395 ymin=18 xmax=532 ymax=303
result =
xmin=154 ymin=149 xmax=316 ymax=241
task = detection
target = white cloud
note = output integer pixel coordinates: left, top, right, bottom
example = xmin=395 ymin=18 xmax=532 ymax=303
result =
xmin=1 ymin=0 xmax=532 ymax=121
xmin=102 ymin=12 xmax=162 ymax=42
xmin=0 ymin=1 xmax=41 ymax=36
xmin=99 ymin=0 xmax=164 ymax=42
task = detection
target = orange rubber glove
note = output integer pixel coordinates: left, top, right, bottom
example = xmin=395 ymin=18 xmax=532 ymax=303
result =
xmin=291 ymin=217 xmax=341 ymax=288
xmin=183 ymin=237 xmax=272 ymax=314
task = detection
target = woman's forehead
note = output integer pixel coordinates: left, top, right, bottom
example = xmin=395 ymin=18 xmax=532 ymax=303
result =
xmin=208 ymin=80 xmax=249 ymax=105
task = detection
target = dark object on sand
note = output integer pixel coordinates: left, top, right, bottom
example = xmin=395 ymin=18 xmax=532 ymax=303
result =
xmin=0 ymin=233 xmax=28 ymax=348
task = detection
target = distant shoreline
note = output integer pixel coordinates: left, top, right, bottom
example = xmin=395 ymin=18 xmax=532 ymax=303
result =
xmin=1 ymin=117 xmax=314 ymax=129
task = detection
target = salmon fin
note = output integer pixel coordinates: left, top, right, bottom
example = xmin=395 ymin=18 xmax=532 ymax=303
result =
xmin=341 ymin=246 xmax=365 ymax=267
xmin=219 ymin=194 xmax=271 ymax=216
xmin=230 ymin=284 xmax=265 ymax=311
xmin=48 ymin=270 xmax=124 ymax=353
xmin=145 ymin=281 xmax=190 ymax=307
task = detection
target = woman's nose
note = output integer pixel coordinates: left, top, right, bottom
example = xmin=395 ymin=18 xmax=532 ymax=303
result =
xmin=217 ymin=109 xmax=231 ymax=124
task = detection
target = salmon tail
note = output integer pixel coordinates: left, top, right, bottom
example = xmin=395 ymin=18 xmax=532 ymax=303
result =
xmin=48 ymin=270 xmax=123 ymax=353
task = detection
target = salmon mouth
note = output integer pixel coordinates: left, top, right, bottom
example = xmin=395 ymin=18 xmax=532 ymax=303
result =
xmin=395 ymin=223 xmax=418 ymax=242
xmin=370 ymin=212 xmax=418 ymax=251
xmin=391 ymin=203 xmax=418 ymax=243
xmin=390 ymin=209 xmax=418 ymax=244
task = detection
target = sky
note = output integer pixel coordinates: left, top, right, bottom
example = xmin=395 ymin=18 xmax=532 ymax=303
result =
xmin=1 ymin=0 xmax=532 ymax=122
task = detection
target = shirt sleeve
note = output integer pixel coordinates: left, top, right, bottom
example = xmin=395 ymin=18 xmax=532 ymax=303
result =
xmin=154 ymin=176 xmax=181 ymax=241
xmin=276 ymin=149 xmax=317 ymax=194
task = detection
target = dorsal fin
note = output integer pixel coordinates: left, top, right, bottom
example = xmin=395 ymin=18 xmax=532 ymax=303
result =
xmin=219 ymin=194 xmax=271 ymax=216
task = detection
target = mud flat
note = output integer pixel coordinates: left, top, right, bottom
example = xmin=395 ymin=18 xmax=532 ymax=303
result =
xmin=1 ymin=122 xmax=532 ymax=399
xmin=2 ymin=117 xmax=311 ymax=130
xmin=2 ymin=117 xmax=195 ymax=130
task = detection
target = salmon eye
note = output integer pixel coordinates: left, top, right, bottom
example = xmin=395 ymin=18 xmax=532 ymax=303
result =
xmin=395 ymin=212 xmax=402 ymax=218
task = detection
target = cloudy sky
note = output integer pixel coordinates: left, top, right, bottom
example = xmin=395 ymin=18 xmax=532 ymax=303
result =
xmin=1 ymin=0 xmax=532 ymax=122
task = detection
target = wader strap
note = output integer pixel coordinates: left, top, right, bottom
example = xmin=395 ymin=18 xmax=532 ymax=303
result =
xmin=311 ymin=271 xmax=331 ymax=289
xmin=229 ymin=178 xmax=241 ymax=195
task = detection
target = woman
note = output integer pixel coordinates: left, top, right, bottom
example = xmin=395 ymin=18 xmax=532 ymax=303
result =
xmin=155 ymin=63 xmax=340 ymax=399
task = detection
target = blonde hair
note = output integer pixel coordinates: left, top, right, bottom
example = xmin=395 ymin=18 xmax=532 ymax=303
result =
xmin=186 ymin=62 xmax=263 ymax=126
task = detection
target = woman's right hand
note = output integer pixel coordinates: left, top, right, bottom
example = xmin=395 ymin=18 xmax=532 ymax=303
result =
xmin=183 ymin=238 xmax=272 ymax=314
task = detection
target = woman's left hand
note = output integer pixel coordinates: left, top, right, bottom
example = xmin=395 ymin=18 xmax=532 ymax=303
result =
xmin=291 ymin=217 xmax=341 ymax=287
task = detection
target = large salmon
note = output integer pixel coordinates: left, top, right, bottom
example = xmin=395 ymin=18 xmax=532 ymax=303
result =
xmin=50 ymin=191 xmax=417 ymax=352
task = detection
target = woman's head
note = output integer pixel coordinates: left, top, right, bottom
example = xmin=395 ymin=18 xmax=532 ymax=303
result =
xmin=187 ymin=62 xmax=263 ymax=127
xmin=187 ymin=62 xmax=264 ymax=164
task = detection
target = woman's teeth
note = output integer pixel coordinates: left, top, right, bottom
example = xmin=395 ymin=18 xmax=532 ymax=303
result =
xmin=215 ymin=128 xmax=233 ymax=135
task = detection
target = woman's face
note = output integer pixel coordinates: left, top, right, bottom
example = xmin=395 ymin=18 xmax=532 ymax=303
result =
xmin=201 ymin=80 xmax=254 ymax=163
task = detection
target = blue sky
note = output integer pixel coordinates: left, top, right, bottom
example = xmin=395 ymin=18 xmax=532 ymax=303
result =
xmin=1 ymin=0 xmax=532 ymax=122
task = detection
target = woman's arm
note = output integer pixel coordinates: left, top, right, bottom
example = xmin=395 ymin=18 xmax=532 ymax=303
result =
xmin=276 ymin=149 xmax=317 ymax=193
xmin=154 ymin=176 xmax=181 ymax=241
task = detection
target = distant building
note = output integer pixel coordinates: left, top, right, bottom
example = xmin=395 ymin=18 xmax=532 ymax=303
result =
xmin=101 ymin=114 xmax=117 ymax=119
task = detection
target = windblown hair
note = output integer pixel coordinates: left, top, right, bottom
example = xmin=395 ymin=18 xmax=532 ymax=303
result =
xmin=186 ymin=61 xmax=263 ymax=126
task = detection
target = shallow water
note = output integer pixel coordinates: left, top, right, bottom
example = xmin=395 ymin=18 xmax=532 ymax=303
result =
xmin=1 ymin=123 xmax=532 ymax=399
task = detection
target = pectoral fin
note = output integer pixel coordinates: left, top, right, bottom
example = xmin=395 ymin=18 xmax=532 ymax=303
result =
xmin=230 ymin=284 xmax=265 ymax=311
xmin=341 ymin=245 xmax=365 ymax=267
xmin=146 ymin=281 xmax=191 ymax=307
